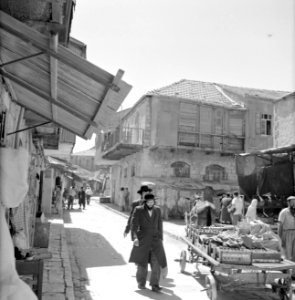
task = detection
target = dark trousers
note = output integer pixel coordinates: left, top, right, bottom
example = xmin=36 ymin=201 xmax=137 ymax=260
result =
xmin=136 ymin=251 xmax=161 ymax=287
xmin=67 ymin=196 xmax=73 ymax=209
xmin=79 ymin=198 xmax=85 ymax=209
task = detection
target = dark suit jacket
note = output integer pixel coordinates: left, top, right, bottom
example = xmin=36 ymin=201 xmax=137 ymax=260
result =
xmin=124 ymin=199 xmax=142 ymax=240
xmin=129 ymin=205 xmax=167 ymax=268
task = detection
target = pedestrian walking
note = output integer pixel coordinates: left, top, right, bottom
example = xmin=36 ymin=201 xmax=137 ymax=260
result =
xmin=129 ymin=193 xmax=167 ymax=292
xmin=55 ymin=186 xmax=62 ymax=216
xmin=123 ymin=187 xmax=130 ymax=211
xmin=85 ymin=185 xmax=93 ymax=205
xmin=68 ymin=186 xmax=76 ymax=210
xmin=62 ymin=187 xmax=68 ymax=209
xmin=123 ymin=185 xmax=151 ymax=240
xmin=278 ymin=196 xmax=295 ymax=262
xmin=78 ymin=187 xmax=86 ymax=210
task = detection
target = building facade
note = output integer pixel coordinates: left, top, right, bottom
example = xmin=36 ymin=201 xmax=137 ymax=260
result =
xmin=98 ymin=80 xmax=290 ymax=219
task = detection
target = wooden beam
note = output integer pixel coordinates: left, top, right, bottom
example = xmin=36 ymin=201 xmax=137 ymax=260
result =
xmin=0 ymin=10 xmax=118 ymax=90
xmin=0 ymin=68 xmax=97 ymax=127
xmin=11 ymin=98 xmax=86 ymax=139
xmin=84 ymin=69 xmax=127 ymax=138
xmin=50 ymin=33 xmax=58 ymax=121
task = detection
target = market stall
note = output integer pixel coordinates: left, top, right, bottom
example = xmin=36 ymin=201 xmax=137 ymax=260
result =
xmin=179 ymin=220 xmax=295 ymax=300
xmin=235 ymin=144 xmax=295 ymax=225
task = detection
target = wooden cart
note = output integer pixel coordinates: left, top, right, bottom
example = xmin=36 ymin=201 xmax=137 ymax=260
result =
xmin=179 ymin=226 xmax=295 ymax=300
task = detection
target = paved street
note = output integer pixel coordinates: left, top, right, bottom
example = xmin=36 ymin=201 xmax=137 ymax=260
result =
xmin=63 ymin=199 xmax=288 ymax=300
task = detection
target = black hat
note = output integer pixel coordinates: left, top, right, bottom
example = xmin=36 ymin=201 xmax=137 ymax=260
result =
xmin=144 ymin=193 xmax=155 ymax=201
xmin=137 ymin=185 xmax=152 ymax=194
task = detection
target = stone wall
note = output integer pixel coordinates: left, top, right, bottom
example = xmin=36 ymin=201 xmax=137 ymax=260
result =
xmin=110 ymin=147 xmax=239 ymax=219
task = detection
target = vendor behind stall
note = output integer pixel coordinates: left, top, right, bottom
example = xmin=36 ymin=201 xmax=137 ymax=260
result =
xmin=278 ymin=196 xmax=295 ymax=262
xmin=190 ymin=194 xmax=216 ymax=227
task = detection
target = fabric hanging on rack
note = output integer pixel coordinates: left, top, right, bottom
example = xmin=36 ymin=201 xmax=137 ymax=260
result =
xmin=258 ymin=161 xmax=294 ymax=196
xmin=0 ymin=147 xmax=29 ymax=208
xmin=0 ymin=208 xmax=37 ymax=300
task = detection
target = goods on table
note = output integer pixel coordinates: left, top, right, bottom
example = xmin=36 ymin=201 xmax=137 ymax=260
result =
xmin=193 ymin=220 xmax=282 ymax=265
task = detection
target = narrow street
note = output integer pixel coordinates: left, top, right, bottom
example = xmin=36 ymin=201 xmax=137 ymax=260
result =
xmin=63 ymin=199 xmax=284 ymax=300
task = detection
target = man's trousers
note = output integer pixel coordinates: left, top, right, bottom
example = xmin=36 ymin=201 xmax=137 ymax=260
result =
xmin=136 ymin=250 xmax=161 ymax=287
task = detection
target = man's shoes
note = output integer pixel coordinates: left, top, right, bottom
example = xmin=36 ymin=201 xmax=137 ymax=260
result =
xmin=151 ymin=285 xmax=162 ymax=292
xmin=138 ymin=284 xmax=146 ymax=290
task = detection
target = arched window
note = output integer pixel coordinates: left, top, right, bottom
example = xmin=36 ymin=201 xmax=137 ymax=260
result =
xmin=204 ymin=164 xmax=227 ymax=182
xmin=171 ymin=161 xmax=190 ymax=178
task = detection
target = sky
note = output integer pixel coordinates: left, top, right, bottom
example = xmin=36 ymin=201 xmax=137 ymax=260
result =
xmin=71 ymin=0 xmax=295 ymax=153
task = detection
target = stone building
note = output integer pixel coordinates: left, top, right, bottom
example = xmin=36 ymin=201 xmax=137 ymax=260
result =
xmin=98 ymin=80 xmax=289 ymax=218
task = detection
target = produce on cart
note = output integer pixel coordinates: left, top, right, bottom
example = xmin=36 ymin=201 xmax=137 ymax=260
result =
xmin=179 ymin=219 xmax=295 ymax=300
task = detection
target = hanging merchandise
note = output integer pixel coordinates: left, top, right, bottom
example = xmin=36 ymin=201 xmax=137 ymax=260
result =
xmin=0 ymin=147 xmax=29 ymax=208
xmin=0 ymin=208 xmax=37 ymax=300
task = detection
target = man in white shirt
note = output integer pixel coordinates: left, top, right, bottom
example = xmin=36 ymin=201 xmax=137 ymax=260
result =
xmin=229 ymin=192 xmax=243 ymax=225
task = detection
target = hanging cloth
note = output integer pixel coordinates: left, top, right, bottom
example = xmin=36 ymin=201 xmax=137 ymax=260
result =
xmin=0 ymin=147 xmax=29 ymax=208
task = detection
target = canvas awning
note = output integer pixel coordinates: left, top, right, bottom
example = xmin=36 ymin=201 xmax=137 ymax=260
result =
xmin=0 ymin=11 xmax=132 ymax=139
xmin=46 ymin=156 xmax=100 ymax=181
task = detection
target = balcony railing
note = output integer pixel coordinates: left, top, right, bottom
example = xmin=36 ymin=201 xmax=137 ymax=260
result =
xmin=178 ymin=131 xmax=245 ymax=153
xmin=102 ymin=126 xmax=144 ymax=153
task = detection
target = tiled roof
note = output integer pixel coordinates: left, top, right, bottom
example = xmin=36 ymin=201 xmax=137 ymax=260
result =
xmin=146 ymin=79 xmax=292 ymax=108
xmin=219 ymin=84 xmax=291 ymax=101
xmin=147 ymin=80 xmax=245 ymax=108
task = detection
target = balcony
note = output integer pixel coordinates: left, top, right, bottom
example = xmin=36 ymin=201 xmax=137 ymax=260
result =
xmin=177 ymin=132 xmax=245 ymax=154
xmin=101 ymin=126 xmax=144 ymax=160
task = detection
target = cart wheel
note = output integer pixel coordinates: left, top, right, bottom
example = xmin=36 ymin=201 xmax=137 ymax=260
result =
xmin=180 ymin=250 xmax=187 ymax=273
xmin=205 ymin=274 xmax=218 ymax=300
xmin=286 ymin=284 xmax=293 ymax=300
xmin=277 ymin=281 xmax=293 ymax=300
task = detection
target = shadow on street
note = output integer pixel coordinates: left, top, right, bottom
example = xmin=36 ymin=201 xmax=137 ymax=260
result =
xmin=63 ymin=209 xmax=127 ymax=300
xmin=135 ymin=278 xmax=182 ymax=300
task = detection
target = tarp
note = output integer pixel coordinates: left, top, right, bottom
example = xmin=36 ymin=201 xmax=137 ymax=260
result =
xmin=46 ymin=156 xmax=101 ymax=182
xmin=236 ymin=150 xmax=294 ymax=198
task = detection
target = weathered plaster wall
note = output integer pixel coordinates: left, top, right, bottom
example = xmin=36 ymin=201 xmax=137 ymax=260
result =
xmin=274 ymin=95 xmax=295 ymax=147
xmin=222 ymin=91 xmax=274 ymax=151
xmin=111 ymin=147 xmax=238 ymax=219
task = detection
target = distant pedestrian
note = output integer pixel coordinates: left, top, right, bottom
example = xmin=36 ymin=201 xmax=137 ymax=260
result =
xmin=123 ymin=185 xmax=152 ymax=240
xmin=62 ymin=187 xmax=68 ymax=209
xmin=129 ymin=193 xmax=167 ymax=292
xmin=68 ymin=186 xmax=76 ymax=210
xmin=85 ymin=185 xmax=93 ymax=205
xmin=55 ymin=186 xmax=62 ymax=216
xmin=245 ymin=198 xmax=258 ymax=222
xmin=119 ymin=187 xmax=125 ymax=211
xmin=78 ymin=187 xmax=86 ymax=210
xmin=228 ymin=192 xmax=243 ymax=225
xmin=123 ymin=187 xmax=130 ymax=211
xmin=220 ymin=193 xmax=232 ymax=224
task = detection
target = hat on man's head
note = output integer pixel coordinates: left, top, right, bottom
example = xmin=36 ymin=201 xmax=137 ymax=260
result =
xmin=287 ymin=196 xmax=295 ymax=201
xmin=144 ymin=193 xmax=155 ymax=201
xmin=137 ymin=185 xmax=152 ymax=195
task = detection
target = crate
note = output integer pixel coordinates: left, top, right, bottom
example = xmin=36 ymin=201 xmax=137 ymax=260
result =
xmin=217 ymin=247 xmax=252 ymax=265
xmin=251 ymin=249 xmax=281 ymax=263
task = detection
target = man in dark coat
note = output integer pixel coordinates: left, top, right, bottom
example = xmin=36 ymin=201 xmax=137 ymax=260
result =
xmin=78 ymin=187 xmax=86 ymax=210
xmin=129 ymin=193 xmax=167 ymax=292
xmin=123 ymin=185 xmax=151 ymax=240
